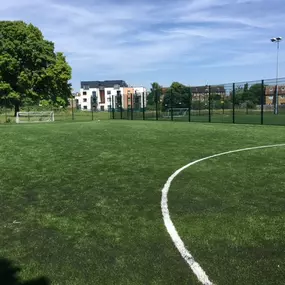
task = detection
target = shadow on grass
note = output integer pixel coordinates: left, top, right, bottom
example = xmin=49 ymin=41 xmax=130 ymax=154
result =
xmin=0 ymin=258 xmax=50 ymax=285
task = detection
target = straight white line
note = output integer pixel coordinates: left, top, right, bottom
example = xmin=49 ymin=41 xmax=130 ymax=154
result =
xmin=161 ymin=143 xmax=285 ymax=285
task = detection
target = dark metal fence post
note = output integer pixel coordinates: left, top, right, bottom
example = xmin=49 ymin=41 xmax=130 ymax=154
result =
xmin=5 ymin=97 xmax=7 ymax=122
xmin=222 ymin=93 xmax=225 ymax=115
xmin=261 ymin=80 xmax=264 ymax=125
xmin=142 ymin=92 xmax=145 ymax=120
xmin=120 ymin=92 xmax=123 ymax=119
xmin=71 ymin=97 xmax=75 ymax=120
xmin=232 ymin=83 xmax=235 ymax=124
xmin=112 ymin=96 xmax=115 ymax=119
xmin=126 ymin=95 xmax=129 ymax=119
xmin=199 ymin=94 xmax=201 ymax=116
xmin=131 ymin=93 xmax=134 ymax=120
xmin=155 ymin=89 xmax=158 ymax=120
xmin=170 ymin=88 xmax=174 ymax=121
xmin=91 ymin=95 xmax=94 ymax=121
xmin=188 ymin=87 xmax=192 ymax=122
xmin=208 ymin=85 xmax=211 ymax=123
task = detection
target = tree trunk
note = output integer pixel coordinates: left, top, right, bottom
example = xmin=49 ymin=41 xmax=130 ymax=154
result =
xmin=14 ymin=102 xmax=20 ymax=117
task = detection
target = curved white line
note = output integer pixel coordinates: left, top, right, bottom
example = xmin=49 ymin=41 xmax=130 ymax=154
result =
xmin=161 ymin=143 xmax=285 ymax=285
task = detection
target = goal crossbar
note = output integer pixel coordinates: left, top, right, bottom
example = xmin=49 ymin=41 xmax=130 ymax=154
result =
xmin=163 ymin=108 xmax=189 ymax=118
xmin=16 ymin=111 xmax=55 ymax=123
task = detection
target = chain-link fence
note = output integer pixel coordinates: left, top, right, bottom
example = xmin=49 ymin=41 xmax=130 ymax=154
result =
xmin=109 ymin=92 xmax=147 ymax=121
xmin=2 ymin=77 xmax=285 ymax=126
xmin=111 ymin=77 xmax=285 ymax=126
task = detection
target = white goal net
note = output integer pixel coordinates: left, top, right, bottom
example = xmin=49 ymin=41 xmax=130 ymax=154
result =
xmin=164 ymin=108 xmax=189 ymax=118
xmin=16 ymin=111 xmax=55 ymax=123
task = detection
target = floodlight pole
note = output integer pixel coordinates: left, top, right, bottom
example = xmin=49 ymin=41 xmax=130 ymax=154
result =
xmin=155 ymin=88 xmax=159 ymax=120
xmin=271 ymin=37 xmax=282 ymax=115
xmin=275 ymin=40 xmax=280 ymax=115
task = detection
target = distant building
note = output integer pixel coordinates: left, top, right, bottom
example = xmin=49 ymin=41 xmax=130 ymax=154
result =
xmin=190 ymin=86 xmax=226 ymax=101
xmin=76 ymin=80 xmax=127 ymax=111
xmin=122 ymin=87 xmax=147 ymax=109
xmin=67 ymin=92 xmax=80 ymax=109
xmin=132 ymin=86 xmax=147 ymax=109
xmin=159 ymin=85 xmax=226 ymax=102
xmin=75 ymin=80 xmax=146 ymax=111
xmin=123 ymin=87 xmax=134 ymax=109
xmin=265 ymin=85 xmax=285 ymax=105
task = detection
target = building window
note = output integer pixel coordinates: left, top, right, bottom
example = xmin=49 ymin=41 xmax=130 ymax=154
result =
xmin=83 ymin=85 xmax=89 ymax=90
xmin=83 ymin=98 xmax=87 ymax=102
xmin=107 ymin=91 xmax=111 ymax=95
xmin=83 ymin=91 xmax=87 ymax=95
xmin=83 ymin=106 xmax=87 ymax=110
xmin=100 ymin=106 xmax=104 ymax=111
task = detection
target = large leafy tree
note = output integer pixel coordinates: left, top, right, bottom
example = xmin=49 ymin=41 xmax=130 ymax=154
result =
xmin=147 ymin=82 xmax=163 ymax=106
xmin=244 ymin=83 xmax=263 ymax=105
xmin=0 ymin=21 xmax=72 ymax=116
xmin=232 ymin=83 xmax=263 ymax=106
xmin=162 ymin=82 xmax=190 ymax=110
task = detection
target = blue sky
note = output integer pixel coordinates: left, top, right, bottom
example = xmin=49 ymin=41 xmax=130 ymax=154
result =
xmin=1 ymin=0 xmax=285 ymax=90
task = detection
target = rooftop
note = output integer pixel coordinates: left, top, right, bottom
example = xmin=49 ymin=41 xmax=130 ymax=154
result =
xmin=81 ymin=80 xmax=128 ymax=89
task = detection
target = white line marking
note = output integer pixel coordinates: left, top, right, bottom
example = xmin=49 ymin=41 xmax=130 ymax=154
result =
xmin=161 ymin=143 xmax=285 ymax=285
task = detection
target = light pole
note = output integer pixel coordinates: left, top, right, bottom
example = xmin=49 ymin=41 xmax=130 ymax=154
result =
xmin=271 ymin=37 xmax=282 ymax=115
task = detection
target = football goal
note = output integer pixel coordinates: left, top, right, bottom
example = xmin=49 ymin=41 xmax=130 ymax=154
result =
xmin=16 ymin=111 xmax=55 ymax=123
xmin=164 ymin=108 xmax=189 ymax=118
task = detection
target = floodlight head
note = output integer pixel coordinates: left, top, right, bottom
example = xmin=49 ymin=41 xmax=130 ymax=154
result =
xmin=271 ymin=37 xmax=282 ymax=42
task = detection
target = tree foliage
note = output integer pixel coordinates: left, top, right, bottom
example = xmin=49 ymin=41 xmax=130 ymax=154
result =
xmin=162 ymin=82 xmax=190 ymax=110
xmin=0 ymin=21 xmax=72 ymax=115
xmin=233 ymin=83 xmax=263 ymax=108
xmin=147 ymin=82 xmax=163 ymax=105
xmin=212 ymin=93 xmax=232 ymax=110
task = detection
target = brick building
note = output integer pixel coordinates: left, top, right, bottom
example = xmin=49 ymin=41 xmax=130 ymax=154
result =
xmin=265 ymin=85 xmax=285 ymax=105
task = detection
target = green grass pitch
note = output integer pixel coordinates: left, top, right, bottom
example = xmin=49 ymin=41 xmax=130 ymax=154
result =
xmin=0 ymin=120 xmax=284 ymax=285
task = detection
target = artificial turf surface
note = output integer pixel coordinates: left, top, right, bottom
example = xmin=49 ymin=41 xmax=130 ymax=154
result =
xmin=0 ymin=120 xmax=284 ymax=285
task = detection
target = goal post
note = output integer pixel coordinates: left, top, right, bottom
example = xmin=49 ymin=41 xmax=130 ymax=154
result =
xmin=16 ymin=111 xmax=55 ymax=123
xmin=164 ymin=108 xmax=189 ymax=118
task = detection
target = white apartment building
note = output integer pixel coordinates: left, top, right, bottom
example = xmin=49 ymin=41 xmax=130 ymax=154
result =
xmin=75 ymin=80 xmax=127 ymax=111
xmin=75 ymin=80 xmax=147 ymax=111
xmin=133 ymin=86 xmax=147 ymax=106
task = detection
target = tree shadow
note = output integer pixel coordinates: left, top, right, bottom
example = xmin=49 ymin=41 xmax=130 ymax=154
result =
xmin=0 ymin=258 xmax=50 ymax=285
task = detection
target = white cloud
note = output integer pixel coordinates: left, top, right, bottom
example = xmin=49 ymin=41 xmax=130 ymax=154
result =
xmin=236 ymin=0 xmax=261 ymax=3
xmin=201 ymin=51 xmax=284 ymax=68
xmin=0 ymin=0 xmax=284 ymax=85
